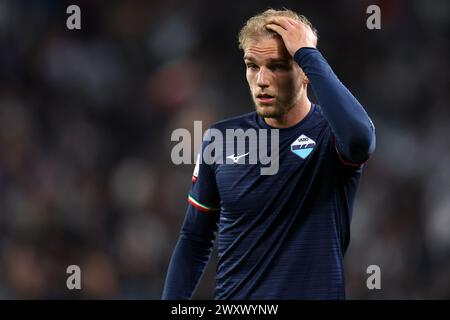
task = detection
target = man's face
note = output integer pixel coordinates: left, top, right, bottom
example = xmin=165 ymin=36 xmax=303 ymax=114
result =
xmin=244 ymin=36 xmax=307 ymax=119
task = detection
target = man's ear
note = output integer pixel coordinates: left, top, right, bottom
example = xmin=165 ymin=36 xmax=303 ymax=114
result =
xmin=303 ymin=75 xmax=309 ymax=85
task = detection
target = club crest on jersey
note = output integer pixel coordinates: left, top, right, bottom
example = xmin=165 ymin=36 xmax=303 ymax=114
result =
xmin=291 ymin=134 xmax=316 ymax=159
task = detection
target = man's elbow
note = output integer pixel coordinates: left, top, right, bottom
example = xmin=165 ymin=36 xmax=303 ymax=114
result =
xmin=347 ymin=126 xmax=376 ymax=164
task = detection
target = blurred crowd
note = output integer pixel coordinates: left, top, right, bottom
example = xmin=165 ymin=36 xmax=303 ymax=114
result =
xmin=0 ymin=0 xmax=448 ymax=299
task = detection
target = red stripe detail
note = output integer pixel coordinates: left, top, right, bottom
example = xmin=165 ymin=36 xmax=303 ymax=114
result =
xmin=187 ymin=196 xmax=216 ymax=213
xmin=333 ymin=136 xmax=371 ymax=167
xmin=192 ymin=175 xmax=198 ymax=183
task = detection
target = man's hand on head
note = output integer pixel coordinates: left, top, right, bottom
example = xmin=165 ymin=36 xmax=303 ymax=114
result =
xmin=265 ymin=17 xmax=317 ymax=57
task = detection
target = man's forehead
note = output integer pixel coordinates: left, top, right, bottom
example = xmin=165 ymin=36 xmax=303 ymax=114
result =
xmin=243 ymin=55 xmax=290 ymax=64
xmin=243 ymin=37 xmax=290 ymax=61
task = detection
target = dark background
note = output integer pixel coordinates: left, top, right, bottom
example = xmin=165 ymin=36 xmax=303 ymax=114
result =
xmin=0 ymin=0 xmax=449 ymax=299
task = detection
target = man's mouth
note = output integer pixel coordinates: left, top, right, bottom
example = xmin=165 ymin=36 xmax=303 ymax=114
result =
xmin=256 ymin=93 xmax=275 ymax=104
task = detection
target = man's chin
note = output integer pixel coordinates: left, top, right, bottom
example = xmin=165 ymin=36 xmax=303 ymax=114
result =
xmin=255 ymin=105 xmax=281 ymax=118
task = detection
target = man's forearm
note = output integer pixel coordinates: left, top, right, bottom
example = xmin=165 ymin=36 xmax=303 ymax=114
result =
xmin=162 ymin=237 xmax=214 ymax=299
xmin=294 ymin=47 xmax=376 ymax=164
xmin=162 ymin=206 xmax=218 ymax=299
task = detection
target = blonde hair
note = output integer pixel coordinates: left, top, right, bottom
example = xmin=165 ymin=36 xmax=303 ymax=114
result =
xmin=238 ymin=8 xmax=318 ymax=50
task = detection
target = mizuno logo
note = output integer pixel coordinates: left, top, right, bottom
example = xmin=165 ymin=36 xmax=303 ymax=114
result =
xmin=227 ymin=152 xmax=249 ymax=164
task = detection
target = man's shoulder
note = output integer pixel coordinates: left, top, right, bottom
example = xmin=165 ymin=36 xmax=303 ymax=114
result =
xmin=308 ymin=104 xmax=331 ymax=130
xmin=312 ymin=103 xmax=326 ymax=120
xmin=209 ymin=111 xmax=257 ymax=131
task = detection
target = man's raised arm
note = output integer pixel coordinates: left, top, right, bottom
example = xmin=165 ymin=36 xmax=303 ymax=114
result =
xmin=266 ymin=17 xmax=375 ymax=165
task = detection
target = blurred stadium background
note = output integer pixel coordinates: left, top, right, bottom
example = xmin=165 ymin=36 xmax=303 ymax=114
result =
xmin=0 ymin=0 xmax=449 ymax=299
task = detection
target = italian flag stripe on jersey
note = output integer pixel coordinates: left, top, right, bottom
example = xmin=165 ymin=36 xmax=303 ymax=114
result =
xmin=188 ymin=194 xmax=219 ymax=213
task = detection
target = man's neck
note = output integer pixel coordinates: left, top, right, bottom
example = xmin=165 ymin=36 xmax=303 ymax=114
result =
xmin=264 ymin=99 xmax=312 ymax=129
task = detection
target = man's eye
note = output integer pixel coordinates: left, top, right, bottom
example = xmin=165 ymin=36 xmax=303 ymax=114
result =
xmin=271 ymin=64 xmax=289 ymax=70
xmin=246 ymin=64 xmax=258 ymax=70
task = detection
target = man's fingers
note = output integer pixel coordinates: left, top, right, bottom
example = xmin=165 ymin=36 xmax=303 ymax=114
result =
xmin=265 ymin=23 xmax=285 ymax=36
xmin=266 ymin=17 xmax=291 ymax=30
xmin=268 ymin=17 xmax=313 ymax=35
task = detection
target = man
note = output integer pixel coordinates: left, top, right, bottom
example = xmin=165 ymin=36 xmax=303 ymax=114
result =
xmin=162 ymin=9 xmax=375 ymax=299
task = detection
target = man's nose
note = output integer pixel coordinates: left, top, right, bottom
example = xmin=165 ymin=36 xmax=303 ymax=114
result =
xmin=256 ymin=67 xmax=270 ymax=87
